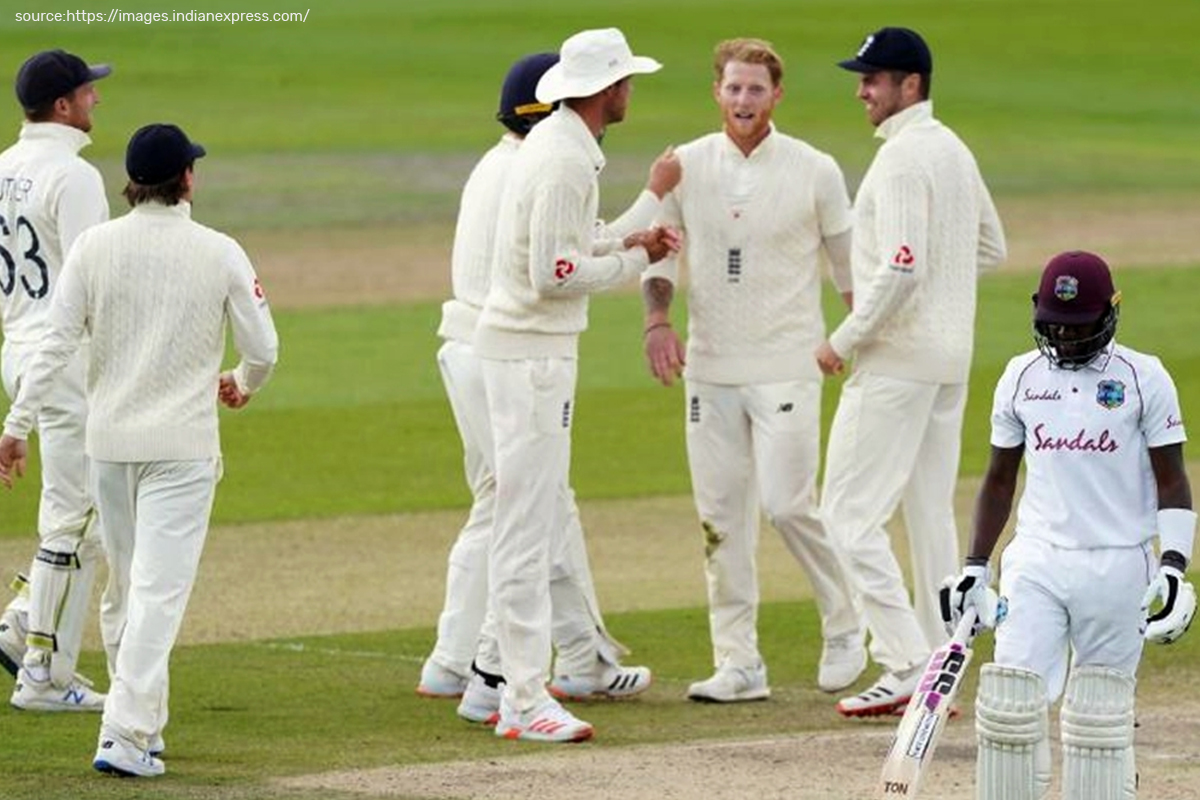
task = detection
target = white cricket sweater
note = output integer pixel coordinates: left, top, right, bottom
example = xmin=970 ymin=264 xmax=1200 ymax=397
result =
xmin=475 ymin=107 xmax=650 ymax=360
xmin=438 ymin=134 xmax=519 ymax=344
xmin=3 ymin=202 xmax=279 ymax=462
xmin=828 ymin=101 xmax=1006 ymax=384
xmin=644 ymin=129 xmax=853 ymax=384
xmin=439 ymin=132 xmax=661 ymax=346
xmin=0 ymin=122 xmax=108 ymax=344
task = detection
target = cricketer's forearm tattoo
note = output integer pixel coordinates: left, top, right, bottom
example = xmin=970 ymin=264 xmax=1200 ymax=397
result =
xmin=643 ymin=276 xmax=674 ymax=315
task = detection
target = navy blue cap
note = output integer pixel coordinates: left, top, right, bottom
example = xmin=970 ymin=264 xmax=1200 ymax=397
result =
xmin=16 ymin=49 xmax=111 ymax=111
xmin=838 ymin=27 xmax=932 ymax=74
xmin=125 ymin=124 xmax=206 ymax=185
xmin=497 ymin=52 xmax=559 ymax=135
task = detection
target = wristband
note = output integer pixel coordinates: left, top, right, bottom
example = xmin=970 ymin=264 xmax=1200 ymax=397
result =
xmin=1158 ymin=507 xmax=1197 ymax=566
xmin=644 ymin=321 xmax=671 ymax=336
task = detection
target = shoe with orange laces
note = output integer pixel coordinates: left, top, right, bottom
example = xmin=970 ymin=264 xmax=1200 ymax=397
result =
xmin=836 ymin=667 xmax=920 ymax=718
xmin=494 ymin=697 xmax=593 ymax=743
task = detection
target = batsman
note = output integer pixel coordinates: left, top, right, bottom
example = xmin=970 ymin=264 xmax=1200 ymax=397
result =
xmin=941 ymin=250 xmax=1196 ymax=799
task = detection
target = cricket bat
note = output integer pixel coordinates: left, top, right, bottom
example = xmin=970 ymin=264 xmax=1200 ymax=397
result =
xmin=878 ymin=609 xmax=978 ymax=799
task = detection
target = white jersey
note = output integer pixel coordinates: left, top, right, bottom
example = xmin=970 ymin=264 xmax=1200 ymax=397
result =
xmin=0 ymin=122 xmax=108 ymax=345
xmin=991 ymin=342 xmax=1186 ymax=549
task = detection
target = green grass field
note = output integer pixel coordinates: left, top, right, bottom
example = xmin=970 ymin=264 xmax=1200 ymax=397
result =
xmin=1 ymin=1 xmax=1199 ymax=797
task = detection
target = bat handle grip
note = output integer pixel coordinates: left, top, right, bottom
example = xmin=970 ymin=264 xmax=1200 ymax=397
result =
xmin=953 ymin=607 xmax=980 ymax=645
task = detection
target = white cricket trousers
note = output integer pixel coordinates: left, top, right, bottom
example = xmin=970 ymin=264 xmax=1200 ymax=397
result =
xmin=93 ymin=459 xmax=218 ymax=748
xmin=821 ymin=371 xmax=966 ymax=673
xmin=482 ymin=355 xmax=575 ymax=713
xmin=1 ymin=342 xmax=118 ymax=681
xmin=434 ymin=341 xmax=624 ymax=680
xmin=994 ymin=535 xmax=1154 ymax=704
xmin=686 ymin=379 xmax=859 ymax=669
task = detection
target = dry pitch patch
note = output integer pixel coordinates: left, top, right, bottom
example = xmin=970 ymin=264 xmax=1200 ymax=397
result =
xmin=282 ymin=707 xmax=1200 ymax=800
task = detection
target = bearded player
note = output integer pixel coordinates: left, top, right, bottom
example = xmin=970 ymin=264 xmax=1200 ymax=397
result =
xmin=942 ymin=250 xmax=1195 ymax=799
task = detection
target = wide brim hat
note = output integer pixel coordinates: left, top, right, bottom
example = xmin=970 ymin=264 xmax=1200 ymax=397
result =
xmin=536 ymin=28 xmax=661 ymax=104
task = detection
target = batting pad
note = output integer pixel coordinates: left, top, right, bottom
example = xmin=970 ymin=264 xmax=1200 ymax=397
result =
xmin=975 ymin=663 xmax=1050 ymax=800
xmin=1061 ymin=665 xmax=1136 ymax=800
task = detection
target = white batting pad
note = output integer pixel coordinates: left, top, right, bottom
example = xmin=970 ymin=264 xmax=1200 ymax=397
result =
xmin=975 ymin=663 xmax=1050 ymax=800
xmin=1061 ymin=665 xmax=1136 ymax=800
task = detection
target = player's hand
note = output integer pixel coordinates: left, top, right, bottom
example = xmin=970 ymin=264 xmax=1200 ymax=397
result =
xmin=0 ymin=434 xmax=28 ymax=489
xmin=814 ymin=340 xmax=844 ymax=376
xmin=939 ymin=563 xmax=1000 ymax=637
xmin=218 ymin=372 xmax=252 ymax=410
xmin=1142 ymin=562 xmax=1196 ymax=644
xmin=645 ymin=146 xmax=681 ymax=199
xmin=626 ymin=226 xmax=681 ymax=264
xmin=644 ymin=322 xmax=685 ymax=387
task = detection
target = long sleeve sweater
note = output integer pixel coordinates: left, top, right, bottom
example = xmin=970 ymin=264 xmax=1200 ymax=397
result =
xmin=828 ymin=101 xmax=1006 ymax=384
xmin=438 ymin=132 xmax=661 ymax=345
xmin=3 ymin=201 xmax=279 ymax=462
xmin=0 ymin=122 xmax=109 ymax=344
xmin=643 ymin=129 xmax=853 ymax=384
xmin=475 ymin=107 xmax=650 ymax=360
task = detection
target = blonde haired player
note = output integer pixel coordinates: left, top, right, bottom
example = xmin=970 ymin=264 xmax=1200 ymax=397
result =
xmin=0 ymin=49 xmax=117 ymax=711
xmin=642 ymin=37 xmax=865 ymax=701
xmin=942 ymin=250 xmax=1195 ymax=799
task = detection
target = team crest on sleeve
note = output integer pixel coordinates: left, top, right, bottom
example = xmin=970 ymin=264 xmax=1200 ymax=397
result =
xmin=1054 ymin=275 xmax=1079 ymax=301
xmin=889 ymin=245 xmax=915 ymax=272
xmin=253 ymin=277 xmax=266 ymax=300
xmin=554 ymin=258 xmax=576 ymax=283
xmin=1096 ymin=379 xmax=1125 ymax=409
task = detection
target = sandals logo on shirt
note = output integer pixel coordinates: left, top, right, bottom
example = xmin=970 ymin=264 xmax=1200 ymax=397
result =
xmin=889 ymin=245 xmax=915 ymax=272
xmin=554 ymin=258 xmax=576 ymax=283
xmin=1096 ymin=379 xmax=1125 ymax=410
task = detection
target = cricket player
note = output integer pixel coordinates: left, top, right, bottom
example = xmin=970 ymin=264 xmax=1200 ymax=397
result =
xmin=0 ymin=123 xmax=279 ymax=777
xmin=474 ymin=27 xmax=677 ymax=742
xmin=942 ymin=250 xmax=1194 ymax=799
xmin=419 ymin=51 xmax=676 ymax=717
xmin=641 ymin=37 xmax=865 ymax=703
xmin=0 ymin=49 xmax=118 ymax=711
xmin=816 ymin=27 xmax=1007 ymax=716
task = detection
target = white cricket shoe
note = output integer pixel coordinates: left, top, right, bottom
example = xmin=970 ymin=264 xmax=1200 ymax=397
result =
xmin=11 ymin=670 xmax=105 ymax=712
xmin=149 ymin=733 xmax=166 ymax=757
xmin=416 ymin=659 xmax=468 ymax=698
xmin=548 ymin=662 xmax=652 ymax=701
xmin=836 ymin=667 xmax=920 ymax=718
xmin=687 ymin=661 xmax=770 ymax=703
xmin=494 ymin=697 xmax=594 ymax=743
xmin=457 ymin=673 xmax=501 ymax=725
xmin=94 ymin=734 xmax=165 ymax=777
xmin=817 ymin=632 xmax=868 ymax=693
xmin=0 ymin=604 xmax=26 ymax=678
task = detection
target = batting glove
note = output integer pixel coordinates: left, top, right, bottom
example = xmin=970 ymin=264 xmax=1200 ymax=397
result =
xmin=939 ymin=562 xmax=999 ymax=637
xmin=1142 ymin=561 xmax=1197 ymax=645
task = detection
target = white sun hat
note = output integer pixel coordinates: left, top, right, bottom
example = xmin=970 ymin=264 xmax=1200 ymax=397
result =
xmin=535 ymin=28 xmax=662 ymax=104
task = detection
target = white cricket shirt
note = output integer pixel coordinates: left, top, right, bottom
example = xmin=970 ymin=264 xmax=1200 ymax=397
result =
xmin=0 ymin=122 xmax=108 ymax=344
xmin=644 ymin=128 xmax=853 ymax=384
xmin=991 ymin=342 xmax=1187 ymax=549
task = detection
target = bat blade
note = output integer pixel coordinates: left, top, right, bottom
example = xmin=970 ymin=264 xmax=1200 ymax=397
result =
xmin=878 ymin=610 xmax=978 ymax=799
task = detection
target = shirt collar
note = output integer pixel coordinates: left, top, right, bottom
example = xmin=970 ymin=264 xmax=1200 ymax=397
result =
xmin=875 ymin=100 xmax=934 ymax=141
xmin=721 ymin=123 xmax=777 ymax=159
xmin=558 ymin=106 xmax=605 ymax=173
xmin=1045 ymin=341 xmax=1116 ymax=373
xmin=18 ymin=121 xmax=93 ymax=154
xmin=131 ymin=200 xmax=193 ymax=219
